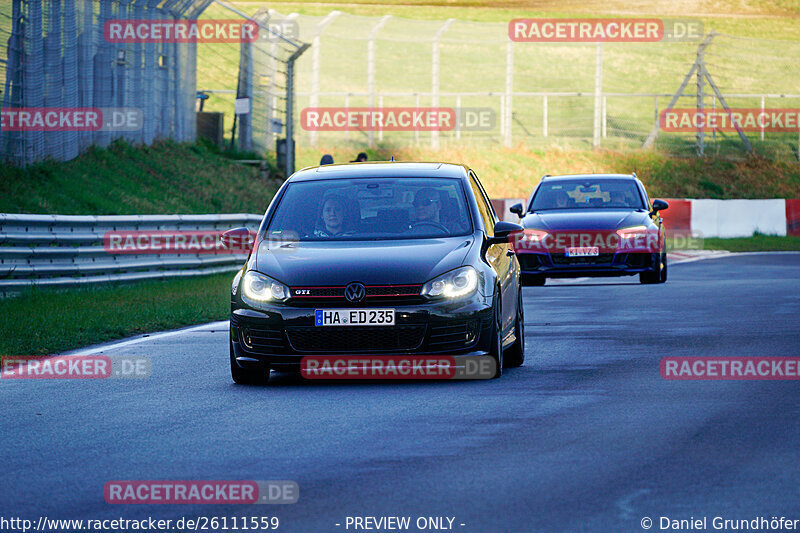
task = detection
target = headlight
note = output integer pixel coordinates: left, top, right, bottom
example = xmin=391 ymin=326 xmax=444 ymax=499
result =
xmin=512 ymin=229 xmax=549 ymax=251
xmin=421 ymin=266 xmax=478 ymax=299
xmin=616 ymin=225 xmax=649 ymax=237
xmin=231 ymin=270 xmax=243 ymax=296
xmin=241 ymin=271 xmax=290 ymax=304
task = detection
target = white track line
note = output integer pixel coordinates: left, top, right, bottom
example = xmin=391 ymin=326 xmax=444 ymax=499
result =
xmin=66 ymin=251 xmax=797 ymax=353
xmin=67 ymin=320 xmax=228 ymax=355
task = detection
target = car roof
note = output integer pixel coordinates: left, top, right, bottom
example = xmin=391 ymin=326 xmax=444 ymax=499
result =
xmin=288 ymin=162 xmax=470 ymax=182
xmin=541 ymin=173 xmax=637 ymax=181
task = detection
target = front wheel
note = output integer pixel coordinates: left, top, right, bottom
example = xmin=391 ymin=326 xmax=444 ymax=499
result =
xmin=522 ymin=274 xmax=546 ymax=286
xmin=503 ymin=289 xmax=525 ymax=368
xmin=230 ymin=342 xmax=270 ymax=385
xmin=639 ymin=252 xmax=665 ymax=284
xmin=488 ymin=297 xmax=503 ymax=379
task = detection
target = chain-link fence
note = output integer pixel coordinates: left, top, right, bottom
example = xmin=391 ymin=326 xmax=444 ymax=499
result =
xmin=196 ymin=3 xmax=307 ymax=175
xmin=0 ymin=0 xmax=213 ymax=166
xmin=195 ymin=11 xmax=799 ymax=159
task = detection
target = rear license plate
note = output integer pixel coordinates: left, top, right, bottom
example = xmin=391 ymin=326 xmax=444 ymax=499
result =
xmin=566 ymin=247 xmax=599 ymax=257
xmin=315 ymin=309 xmax=395 ymax=326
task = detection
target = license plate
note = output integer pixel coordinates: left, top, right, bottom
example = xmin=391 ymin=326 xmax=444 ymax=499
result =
xmin=566 ymin=247 xmax=599 ymax=257
xmin=315 ymin=309 xmax=395 ymax=326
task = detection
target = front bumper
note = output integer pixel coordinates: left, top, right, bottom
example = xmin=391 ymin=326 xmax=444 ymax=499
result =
xmin=230 ymin=298 xmax=494 ymax=370
xmin=517 ymin=250 xmax=660 ymax=278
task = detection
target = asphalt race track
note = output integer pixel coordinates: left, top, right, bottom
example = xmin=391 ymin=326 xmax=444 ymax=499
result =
xmin=2 ymin=253 xmax=799 ymax=532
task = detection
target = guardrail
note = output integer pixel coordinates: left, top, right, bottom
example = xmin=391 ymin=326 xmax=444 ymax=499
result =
xmin=0 ymin=214 xmax=263 ymax=292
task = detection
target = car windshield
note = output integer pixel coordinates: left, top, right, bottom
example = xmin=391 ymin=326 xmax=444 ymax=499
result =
xmin=266 ymin=177 xmax=473 ymax=241
xmin=530 ymin=179 xmax=646 ymax=211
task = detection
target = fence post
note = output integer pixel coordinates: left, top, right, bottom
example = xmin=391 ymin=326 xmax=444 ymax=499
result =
xmin=542 ymin=95 xmax=548 ymax=137
xmin=414 ymin=93 xmax=420 ymax=145
xmin=696 ymin=37 xmax=707 ymax=157
xmin=368 ymin=15 xmax=391 ymax=148
xmin=431 ymin=18 xmax=455 ymax=150
xmin=285 ymin=43 xmax=310 ymax=178
xmin=378 ymin=95 xmax=384 ymax=142
xmin=310 ymin=11 xmax=341 ymax=147
xmin=345 ymin=93 xmax=350 ymax=142
xmin=760 ymin=95 xmax=765 ymax=141
xmin=504 ymin=40 xmax=513 ymax=148
xmin=654 ymin=96 xmax=659 ymax=133
xmin=268 ymin=38 xmax=277 ymax=149
xmin=602 ymin=95 xmax=607 ymax=138
xmin=593 ymin=42 xmax=602 ymax=148
xmin=456 ymin=95 xmax=462 ymax=140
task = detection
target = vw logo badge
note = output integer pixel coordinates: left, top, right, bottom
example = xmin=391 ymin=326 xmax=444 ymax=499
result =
xmin=344 ymin=282 xmax=366 ymax=303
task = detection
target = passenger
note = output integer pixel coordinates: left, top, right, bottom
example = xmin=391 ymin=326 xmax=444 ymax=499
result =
xmin=554 ymin=190 xmax=570 ymax=208
xmin=320 ymin=154 xmax=334 ymax=165
xmin=350 ymin=152 xmax=368 ymax=163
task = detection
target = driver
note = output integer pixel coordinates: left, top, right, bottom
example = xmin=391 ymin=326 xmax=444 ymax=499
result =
xmin=313 ymin=196 xmax=355 ymax=237
xmin=411 ymin=188 xmax=442 ymax=224
xmin=609 ymin=190 xmax=626 ymax=206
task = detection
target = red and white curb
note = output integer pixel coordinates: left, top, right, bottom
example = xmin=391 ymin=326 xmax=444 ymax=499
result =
xmin=492 ymin=198 xmax=800 ymax=238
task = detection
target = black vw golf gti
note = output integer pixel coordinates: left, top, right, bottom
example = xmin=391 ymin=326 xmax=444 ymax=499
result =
xmin=225 ymin=162 xmax=525 ymax=383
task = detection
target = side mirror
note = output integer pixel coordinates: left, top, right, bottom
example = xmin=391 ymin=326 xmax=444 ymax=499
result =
xmin=651 ymin=199 xmax=669 ymax=213
xmin=220 ymin=227 xmax=254 ymax=251
xmin=509 ymin=203 xmax=524 ymax=218
xmin=489 ymin=221 xmax=523 ymax=244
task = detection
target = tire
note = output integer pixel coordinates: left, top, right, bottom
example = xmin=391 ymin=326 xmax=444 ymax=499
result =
xmin=659 ymin=252 xmax=668 ymax=283
xmin=523 ymin=274 xmax=546 ymax=286
xmin=639 ymin=252 xmax=663 ymax=284
xmin=230 ymin=342 xmax=270 ymax=385
xmin=503 ymin=289 xmax=525 ymax=368
xmin=488 ymin=296 xmax=503 ymax=379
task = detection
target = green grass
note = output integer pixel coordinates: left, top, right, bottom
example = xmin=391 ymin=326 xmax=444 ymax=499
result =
xmin=702 ymin=234 xmax=800 ymax=251
xmin=0 ymin=273 xmax=233 ymax=356
xmin=0 ymin=139 xmax=277 ymax=215
xmin=196 ymin=1 xmax=800 ymax=162
xmin=293 ymin=144 xmax=800 ymax=199
xmin=0 ymin=141 xmax=273 ymax=354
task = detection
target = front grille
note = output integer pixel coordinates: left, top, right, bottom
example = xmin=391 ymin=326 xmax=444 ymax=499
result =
xmin=367 ymin=285 xmax=421 ymax=297
xmin=517 ymin=253 xmax=544 ymax=270
xmin=286 ymin=325 xmax=426 ymax=353
xmin=428 ymin=320 xmax=479 ymax=352
xmin=291 ymin=284 xmax=422 ymax=302
xmin=240 ymin=326 xmax=285 ymax=352
xmin=618 ymin=253 xmax=650 ymax=268
xmin=551 ymin=253 xmax=614 ymax=265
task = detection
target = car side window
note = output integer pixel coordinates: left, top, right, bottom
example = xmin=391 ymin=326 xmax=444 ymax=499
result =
xmin=469 ymin=173 xmax=495 ymax=236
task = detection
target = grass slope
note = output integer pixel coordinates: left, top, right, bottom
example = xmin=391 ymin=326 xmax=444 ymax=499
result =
xmin=0 ymin=140 xmax=277 ymax=215
xmin=0 ymin=274 xmax=232 ymax=355
xmin=294 ymin=144 xmax=800 ymax=199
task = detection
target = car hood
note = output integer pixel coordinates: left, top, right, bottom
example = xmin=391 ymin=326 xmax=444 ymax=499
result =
xmin=253 ymin=237 xmax=474 ymax=286
xmin=521 ymin=209 xmax=651 ymax=231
